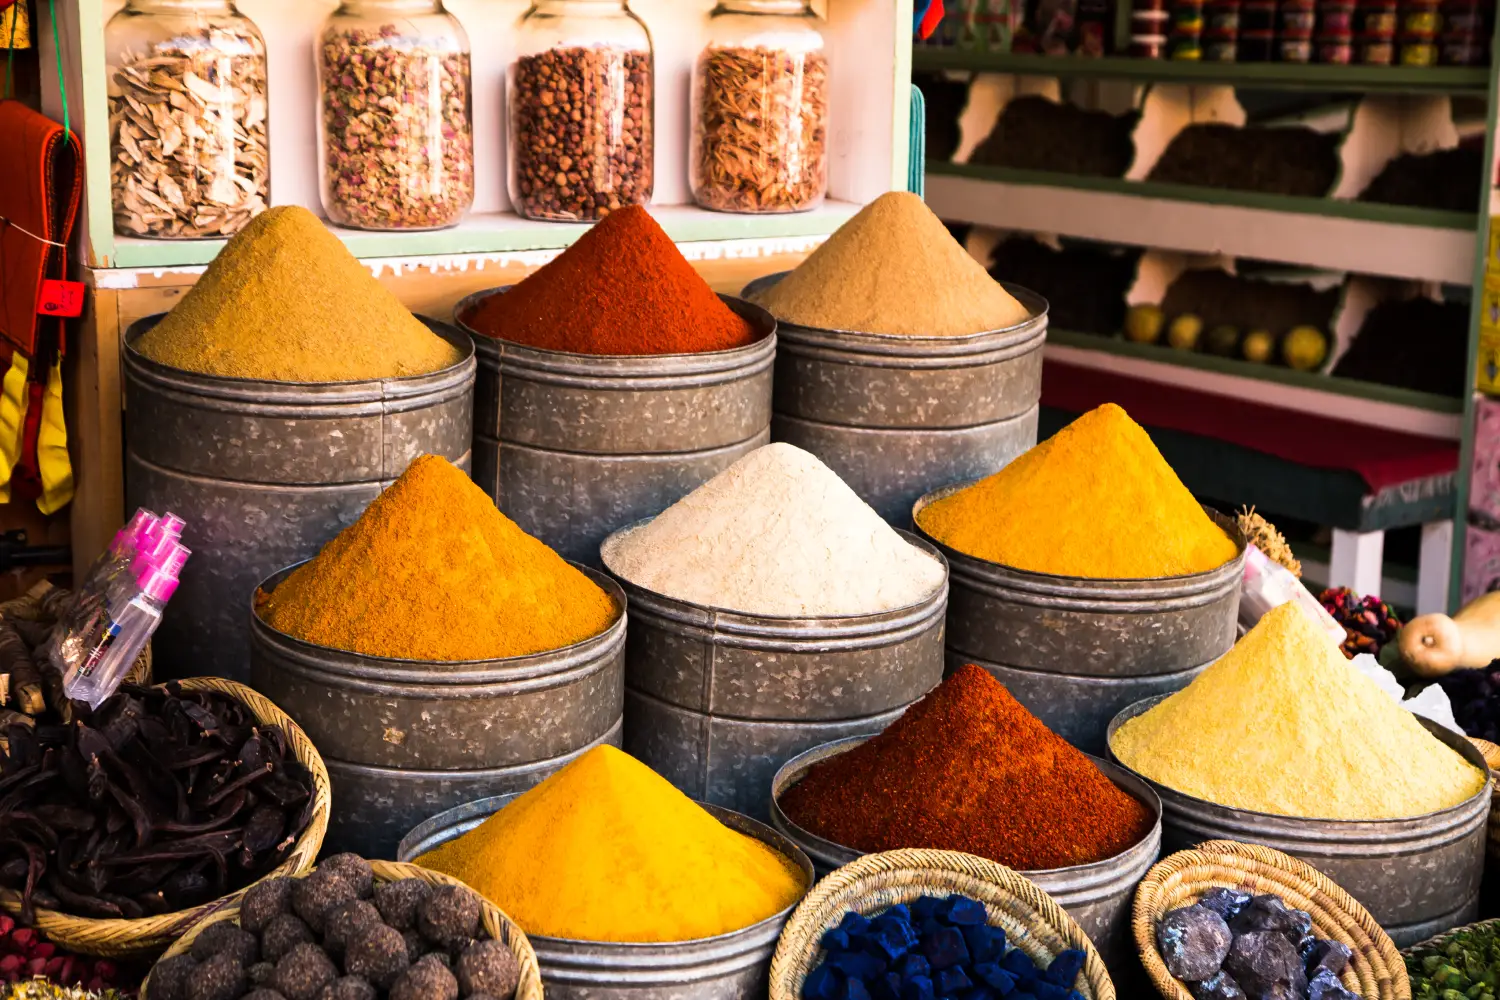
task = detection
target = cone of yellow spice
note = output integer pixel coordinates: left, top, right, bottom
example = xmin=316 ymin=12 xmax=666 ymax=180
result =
xmin=916 ymin=403 xmax=1237 ymax=578
xmin=416 ymin=745 xmax=807 ymax=942
xmin=135 ymin=205 xmax=462 ymax=382
xmin=257 ymin=454 xmax=617 ymax=660
xmin=1112 ymin=601 xmax=1487 ymax=820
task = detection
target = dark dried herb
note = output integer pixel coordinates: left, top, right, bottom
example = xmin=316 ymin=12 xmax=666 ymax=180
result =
xmin=0 ymin=683 xmax=314 ymax=921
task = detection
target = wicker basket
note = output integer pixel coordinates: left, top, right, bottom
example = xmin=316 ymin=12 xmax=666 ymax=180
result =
xmin=0 ymin=677 xmax=329 ymax=957
xmin=769 ymin=849 xmax=1115 ymax=1000
xmin=1133 ymin=840 xmax=1409 ymax=1000
xmin=140 ymin=860 xmax=545 ymax=1000
xmin=1469 ymin=737 xmax=1500 ymax=864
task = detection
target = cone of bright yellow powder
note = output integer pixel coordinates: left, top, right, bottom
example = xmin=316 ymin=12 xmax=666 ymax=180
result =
xmin=1112 ymin=601 xmax=1487 ymax=820
xmin=416 ymin=745 xmax=807 ymax=942
xmin=916 ymin=403 xmax=1238 ymax=578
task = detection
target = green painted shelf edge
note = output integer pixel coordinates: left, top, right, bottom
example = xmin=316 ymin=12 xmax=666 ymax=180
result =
xmin=929 ymin=161 xmax=1478 ymax=230
xmin=911 ymin=49 xmax=1492 ymax=94
xmin=1047 ymin=328 xmax=1466 ymax=413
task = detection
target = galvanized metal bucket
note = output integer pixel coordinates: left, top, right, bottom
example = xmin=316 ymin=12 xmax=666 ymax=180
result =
xmin=742 ymin=272 xmax=1046 ymax=526
xmin=913 ymin=486 xmax=1246 ymax=754
xmin=123 ymin=314 xmax=476 ymax=683
xmin=249 ymin=562 xmax=627 ymax=858
xmin=767 ymin=736 xmax=1161 ymax=976
xmin=454 ymin=288 xmax=776 ymax=565
xmin=602 ymin=523 xmax=948 ymax=819
xmin=1107 ymin=695 xmax=1493 ymax=947
xmin=398 ymin=794 xmax=816 ymax=1000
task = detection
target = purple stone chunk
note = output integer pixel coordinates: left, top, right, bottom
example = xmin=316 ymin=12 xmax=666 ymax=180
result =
xmin=1157 ymin=905 xmax=1233 ymax=981
xmin=1223 ymin=931 xmax=1308 ymax=1000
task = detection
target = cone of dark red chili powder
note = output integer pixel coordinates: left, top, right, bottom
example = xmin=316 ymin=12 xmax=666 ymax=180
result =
xmin=461 ymin=205 xmax=757 ymax=356
xmin=779 ymin=663 xmax=1153 ymax=870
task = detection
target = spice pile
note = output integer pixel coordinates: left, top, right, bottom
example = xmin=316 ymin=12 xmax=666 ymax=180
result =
xmin=319 ymin=26 xmax=474 ymax=230
xmin=1358 ymin=146 xmax=1483 ymax=213
xmin=971 ymin=96 xmax=1137 ymax=178
xmin=460 ymin=205 xmax=755 ymax=356
xmin=109 ymin=24 xmax=268 ymax=238
xmin=416 ymin=745 xmax=805 ymax=942
xmin=1111 ymin=602 xmax=1487 ymax=820
xmin=1147 ymin=124 xmax=1340 ymax=198
xmin=1318 ymin=588 xmax=1401 ymax=659
xmin=147 ymin=855 xmax=520 ymax=1000
xmin=985 ymin=237 xmax=1139 ymax=338
xmin=801 ymin=896 xmax=1088 ymax=1000
xmin=0 ymin=682 xmax=315 ymax=922
xmin=134 ymin=206 xmax=461 ymax=382
xmin=1406 ymin=919 xmax=1500 ymax=1000
xmin=510 ymin=46 xmax=652 ymax=221
xmin=750 ymin=192 xmax=1031 ymax=336
xmin=692 ymin=44 xmax=828 ymax=213
xmin=601 ymin=444 xmax=945 ymax=617
xmin=257 ymin=455 xmax=616 ymax=661
xmin=916 ymin=403 xmax=1238 ymax=579
xmin=780 ymin=664 xmax=1153 ymax=870
xmin=1157 ymin=889 xmax=1360 ymax=1000
xmin=0 ymin=916 xmax=125 ymax=995
xmin=1332 ymin=297 xmax=1470 ymax=398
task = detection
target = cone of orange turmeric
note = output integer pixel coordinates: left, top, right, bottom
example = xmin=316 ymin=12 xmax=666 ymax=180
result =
xmin=915 ymin=403 xmax=1237 ymax=579
xmin=256 ymin=454 xmax=617 ymax=660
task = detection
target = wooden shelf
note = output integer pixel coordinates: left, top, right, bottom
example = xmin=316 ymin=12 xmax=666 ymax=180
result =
xmin=912 ymin=49 xmax=1493 ymax=96
xmin=105 ymin=202 xmax=865 ymax=269
xmin=1045 ymin=329 xmax=1466 ymax=438
xmin=926 ymin=165 xmax=1478 ymax=284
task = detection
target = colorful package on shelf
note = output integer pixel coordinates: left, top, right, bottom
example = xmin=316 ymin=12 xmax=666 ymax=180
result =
xmin=1464 ymin=520 xmax=1500 ymax=606
xmin=1471 ymin=396 xmax=1500 ymax=519
xmin=1479 ymin=276 xmax=1500 ymax=395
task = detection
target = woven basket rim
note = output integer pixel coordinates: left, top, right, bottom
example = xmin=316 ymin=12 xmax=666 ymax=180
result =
xmin=1132 ymin=840 xmax=1409 ymax=1000
xmin=769 ymin=848 xmax=1115 ymax=1000
xmin=1401 ymin=914 xmax=1500 ymax=957
xmin=139 ymin=860 xmax=545 ymax=1000
xmin=0 ymin=677 xmax=330 ymax=957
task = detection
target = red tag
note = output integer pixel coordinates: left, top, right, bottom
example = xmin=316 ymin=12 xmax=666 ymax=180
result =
xmin=36 ymin=280 xmax=85 ymax=319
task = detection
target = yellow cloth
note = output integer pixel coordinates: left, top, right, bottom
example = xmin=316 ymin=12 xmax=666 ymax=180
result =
xmin=0 ymin=353 xmax=31 ymax=504
xmin=36 ymin=359 xmax=71 ymax=514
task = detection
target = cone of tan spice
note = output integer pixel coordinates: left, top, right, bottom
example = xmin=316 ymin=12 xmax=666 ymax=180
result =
xmin=135 ymin=205 xmax=462 ymax=382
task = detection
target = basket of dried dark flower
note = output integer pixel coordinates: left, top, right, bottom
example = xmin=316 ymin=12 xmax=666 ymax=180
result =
xmin=0 ymin=678 xmax=329 ymax=957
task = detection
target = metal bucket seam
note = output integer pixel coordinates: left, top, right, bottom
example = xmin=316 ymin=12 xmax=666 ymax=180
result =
xmin=499 ymin=428 xmax=772 ymax=462
xmin=950 ymin=650 xmax=1218 ymax=683
xmin=128 ymin=448 xmax=475 ymax=491
xmin=626 ymin=685 xmax=915 ymax=729
xmin=772 ymin=404 xmax=1041 ymax=437
xmin=497 ymin=346 xmax=775 ymax=390
xmin=325 ymin=717 xmax=624 ymax=783
xmin=624 ymin=597 xmax=947 ymax=652
xmin=773 ymin=331 xmax=1045 ymax=369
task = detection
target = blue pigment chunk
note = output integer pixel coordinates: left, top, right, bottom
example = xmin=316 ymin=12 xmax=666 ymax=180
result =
xmin=842 ymin=913 xmax=873 ymax=937
xmin=899 ymin=955 xmax=931 ymax=984
xmin=936 ymin=967 xmax=972 ymax=996
xmin=874 ymin=972 xmax=902 ymax=1000
xmin=841 ymin=977 xmax=872 ymax=1000
xmin=1044 ymin=950 xmax=1085 ymax=987
xmin=946 ymin=898 xmax=987 ymax=926
xmin=823 ymin=929 xmax=851 ymax=953
xmin=901 ymin=975 xmax=935 ymax=1000
xmin=962 ymin=925 xmax=1002 ymax=964
xmin=912 ymin=897 xmax=943 ymax=922
xmin=803 ymin=964 xmax=841 ymax=1000
xmin=922 ymin=928 xmax=970 ymax=970
xmin=972 ymin=963 xmax=1017 ymax=995
xmin=886 ymin=904 xmax=912 ymax=923
xmin=830 ymin=950 xmax=886 ymax=980
xmin=999 ymin=949 xmax=1038 ymax=980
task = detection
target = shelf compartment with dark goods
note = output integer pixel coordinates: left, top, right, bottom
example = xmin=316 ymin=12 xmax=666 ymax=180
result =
xmin=399 ymin=794 xmax=816 ymax=1000
xmin=1107 ymin=696 xmax=1492 ymax=946
xmin=602 ymin=524 xmax=948 ymax=818
xmin=123 ymin=315 xmax=475 ymax=682
xmin=768 ymin=736 xmax=1161 ymax=979
xmin=456 ymin=289 xmax=775 ymax=566
xmin=913 ymin=489 xmax=1246 ymax=754
xmin=744 ymin=273 xmax=1047 ymax=525
xmin=249 ymin=562 xmax=626 ymax=858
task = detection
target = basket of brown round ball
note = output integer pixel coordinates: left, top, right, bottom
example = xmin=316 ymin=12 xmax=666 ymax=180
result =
xmin=140 ymin=855 xmax=542 ymax=1000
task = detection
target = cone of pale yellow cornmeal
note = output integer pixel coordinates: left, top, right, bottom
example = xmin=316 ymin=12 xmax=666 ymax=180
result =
xmin=1111 ymin=601 xmax=1487 ymax=820
xmin=136 ymin=205 xmax=461 ymax=381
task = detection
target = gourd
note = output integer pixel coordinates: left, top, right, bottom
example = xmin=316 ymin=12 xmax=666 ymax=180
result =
xmin=1399 ymin=591 xmax=1500 ymax=677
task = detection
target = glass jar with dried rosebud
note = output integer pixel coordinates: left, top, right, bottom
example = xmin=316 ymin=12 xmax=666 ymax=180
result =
xmin=317 ymin=0 xmax=475 ymax=231
xmin=690 ymin=0 xmax=828 ymax=214
xmin=508 ymin=0 xmax=654 ymax=222
xmin=105 ymin=0 xmax=268 ymax=239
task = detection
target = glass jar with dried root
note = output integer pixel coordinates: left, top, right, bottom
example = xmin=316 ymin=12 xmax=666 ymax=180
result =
xmin=508 ymin=0 xmax=654 ymax=222
xmin=317 ymin=0 xmax=475 ymax=230
xmin=106 ymin=0 xmax=268 ymax=239
xmin=690 ymin=0 xmax=828 ymax=214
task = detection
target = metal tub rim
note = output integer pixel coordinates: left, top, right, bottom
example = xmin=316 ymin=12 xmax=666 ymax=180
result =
xmin=456 ymin=287 xmax=777 ymax=384
xmin=1106 ymin=694 xmax=1494 ymax=836
xmin=912 ymin=482 xmax=1248 ymax=605
xmin=741 ymin=271 xmax=1049 ymax=364
xmin=397 ymin=794 xmax=814 ymax=973
xmin=123 ymin=313 xmax=477 ymax=403
xmin=768 ymin=735 xmax=1163 ymax=889
xmin=250 ymin=561 xmax=627 ymax=686
xmin=600 ymin=521 xmax=948 ymax=644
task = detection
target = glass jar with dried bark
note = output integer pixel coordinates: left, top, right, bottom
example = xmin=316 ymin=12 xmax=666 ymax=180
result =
xmin=105 ymin=0 xmax=268 ymax=239
xmin=690 ymin=0 xmax=828 ymax=215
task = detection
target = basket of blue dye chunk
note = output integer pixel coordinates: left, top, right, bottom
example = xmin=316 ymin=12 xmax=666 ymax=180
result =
xmin=769 ymin=848 xmax=1115 ymax=1000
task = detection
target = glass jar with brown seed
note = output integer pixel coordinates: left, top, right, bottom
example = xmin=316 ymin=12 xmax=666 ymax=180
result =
xmin=690 ymin=0 xmax=828 ymax=214
xmin=507 ymin=0 xmax=654 ymax=222
xmin=317 ymin=0 xmax=475 ymax=231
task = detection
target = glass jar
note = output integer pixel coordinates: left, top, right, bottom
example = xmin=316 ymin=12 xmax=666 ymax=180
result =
xmin=105 ymin=0 xmax=268 ymax=239
xmin=317 ymin=0 xmax=474 ymax=231
xmin=689 ymin=0 xmax=828 ymax=214
xmin=508 ymin=0 xmax=654 ymax=222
